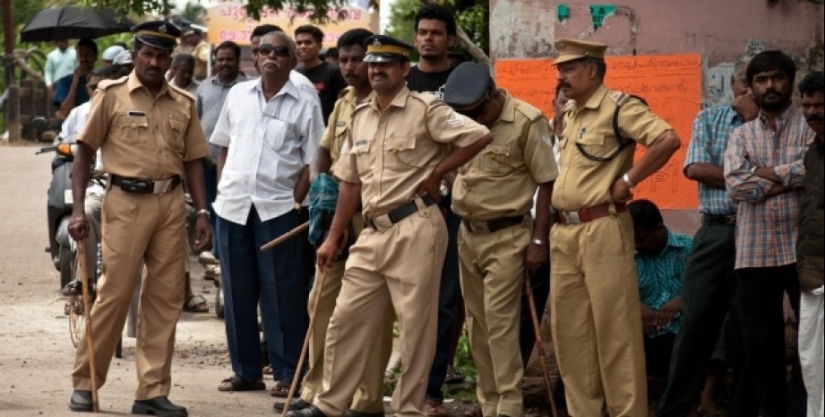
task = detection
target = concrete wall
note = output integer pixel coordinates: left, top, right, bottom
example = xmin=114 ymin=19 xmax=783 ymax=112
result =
xmin=490 ymin=0 xmax=824 ymax=106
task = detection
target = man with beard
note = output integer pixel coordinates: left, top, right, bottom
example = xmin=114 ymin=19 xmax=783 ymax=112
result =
xmin=275 ymin=28 xmax=393 ymax=417
xmin=66 ymin=21 xmax=212 ymax=417
xmin=54 ymin=38 xmax=98 ymax=119
xmin=287 ymin=34 xmax=491 ymax=417
xmin=796 ymin=71 xmax=824 ymax=417
xmin=211 ymin=31 xmax=323 ymax=396
xmin=724 ymin=50 xmax=814 ymax=417
xmin=195 ymin=41 xmax=246 ymax=272
xmin=294 ymin=25 xmax=347 ymax=124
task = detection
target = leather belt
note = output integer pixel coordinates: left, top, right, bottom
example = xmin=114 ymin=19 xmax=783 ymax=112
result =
xmin=557 ymin=202 xmax=627 ymax=226
xmin=365 ymin=194 xmax=436 ymax=231
xmin=463 ymin=215 xmax=527 ymax=234
xmin=702 ymin=213 xmax=737 ymax=226
xmin=110 ymin=174 xmax=181 ymax=195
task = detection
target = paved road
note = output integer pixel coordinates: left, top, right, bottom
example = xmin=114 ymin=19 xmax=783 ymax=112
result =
xmin=0 ymin=145 xmax=281 ymax=417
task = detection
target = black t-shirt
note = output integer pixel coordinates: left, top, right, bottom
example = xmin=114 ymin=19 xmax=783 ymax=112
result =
xmin=298 ymin=62 xmax=347 ymax=125
xmin=406 ymin=65 xmax=454 ymax=97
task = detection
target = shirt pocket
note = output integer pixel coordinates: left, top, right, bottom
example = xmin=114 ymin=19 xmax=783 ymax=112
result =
xmin=481 ymin=144 xmax=522 ymax=176
xmin=349 ymin=138 xmax=372 ymax=176
xmin=333 ymin=123 xmax=349 ymax=156
xmin=113 ymin=114 xmax=149 ymax=145
xmin=572 ymin=132 xmax=607 ymax=166
xmin=385 ymin=136 xmax=419 ymax=171
xmin=165 ymin=116 xmax=187 ymax=157
xmin=262 ymin=118 xmax=290 ymax=152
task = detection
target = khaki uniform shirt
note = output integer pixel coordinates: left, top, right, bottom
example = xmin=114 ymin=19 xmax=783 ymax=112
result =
xmin=552 ymin=84 xmax=672 ymax=212
xmin=319 ymin=87 xmax=375 ymax=179
xmin=452 ymin=90 xmax=559 ymax=220
xmin=336 ymin=86 xmax=489 ymax=219
xmin=79 ymin=72 xmax=210 ymax=180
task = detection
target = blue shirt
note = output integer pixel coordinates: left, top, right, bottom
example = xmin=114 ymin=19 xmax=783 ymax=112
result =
xmin=635 ymin=231 xmax=693 ymax=336
xmin=53 ymin=73 xmax=89 ymax=109
xmin=684 ymin=105 xmax=742 ymax=215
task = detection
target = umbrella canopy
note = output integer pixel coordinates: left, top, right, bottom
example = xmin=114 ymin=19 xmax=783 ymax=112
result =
xmin=20 ymin=7 xmax=134 ymax=42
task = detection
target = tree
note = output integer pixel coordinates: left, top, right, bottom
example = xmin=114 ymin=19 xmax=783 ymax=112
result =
xmin=178 ymin=2 xmax=206 ymax=26
xmin=387 ymin=0 xmax=488 ymax=56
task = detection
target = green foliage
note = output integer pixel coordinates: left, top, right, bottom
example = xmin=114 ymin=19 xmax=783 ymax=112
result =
xmin=179 ymin=2 xmax=206 ymax=26
xmin=385 ymin=0 xmax=489 ymax=57
xmin=451 ymin=328 xmax=477 ymax=382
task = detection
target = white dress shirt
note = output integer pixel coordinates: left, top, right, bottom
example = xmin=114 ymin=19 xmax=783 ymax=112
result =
xmin=44 ymin=47 xmax=77 ymax=87
xmin=210 ymin=78 xmax=324 ymax=225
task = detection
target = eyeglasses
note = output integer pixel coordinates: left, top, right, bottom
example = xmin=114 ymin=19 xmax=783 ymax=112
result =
xmin=258 ymin=44 xmax=292 ymax=58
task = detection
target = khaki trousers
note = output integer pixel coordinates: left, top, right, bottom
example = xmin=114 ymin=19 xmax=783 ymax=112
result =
xmin=72 ymin=186 xmax=187 ymax=400
xmin=549 ymin=212 xmax=647 ymax=417
xmin=301 ymin=217 xmax=395 ymax=413
xmin=459 ymin=221 xmax=530 ymax=417
xmin=315 ymin=205 xmax=446 ymax=417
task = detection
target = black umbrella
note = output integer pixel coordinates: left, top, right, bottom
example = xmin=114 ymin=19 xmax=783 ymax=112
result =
xmin=20 ymin=6 xmax=134 ymax=42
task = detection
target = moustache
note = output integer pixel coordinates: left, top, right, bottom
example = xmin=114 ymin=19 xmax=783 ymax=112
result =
xmin=558 ymin=82 xmax=571 ymax=89
xmin=263 ymin=60 xmax=281 ymax=68
xmin=807 ymin=116 xmax=824 ymax=123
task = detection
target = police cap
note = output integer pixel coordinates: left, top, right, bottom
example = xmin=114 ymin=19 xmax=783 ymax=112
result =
xmin=363 ymin=35 xmax=413 ymax=63
xmin=132 ymin=20 xmax=182 ymax=51
xmin=553 ymin=38 xmax=607 ymax=65
xmin=102 ymin=45 xmax=125 ymax=61
xmin=113 ymin=50 xmax=132 ymax=66
xmin=442 ymin=63 xmax=493 ymax=116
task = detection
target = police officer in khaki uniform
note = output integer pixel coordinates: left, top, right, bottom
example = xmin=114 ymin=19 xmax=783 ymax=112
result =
xmin=549 ymin=39 xmax=681 ymax=416
xmin=277 ymin=28 xmax=394 ymax=417
xmin=441 ymin=63 xmax=558 ymax=417
xmin=287 ymin=35 xmax=491 ymax=417
xmin=66 ymin=21 xmax=211 ymax=417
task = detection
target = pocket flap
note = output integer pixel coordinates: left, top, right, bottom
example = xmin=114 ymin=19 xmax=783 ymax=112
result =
xmin=386 ymin=136 xmax=416 ymax=152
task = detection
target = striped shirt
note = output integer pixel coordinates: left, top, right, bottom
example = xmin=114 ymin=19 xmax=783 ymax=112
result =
xmin=635 ymin=231 xmax=692 ymax=336
xmin=684 ymin=105 xmax=742 ymax=215
xmin=724 ymin=105 xmax=815 ymax=269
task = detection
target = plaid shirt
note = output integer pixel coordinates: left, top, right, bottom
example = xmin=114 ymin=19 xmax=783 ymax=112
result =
xmin=684 ymin=105 xmax=742 ymax=214
xmin=724 ymin=105 xmax=815 ymax=269
xmin=635 ymin=231 xmax=692 ymax=336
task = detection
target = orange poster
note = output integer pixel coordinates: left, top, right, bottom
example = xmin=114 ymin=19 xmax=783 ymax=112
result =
xmin=495 ymin=54 xmax=703 ymax=209
xmin=205 ymin=2 xmax=379 ymax=48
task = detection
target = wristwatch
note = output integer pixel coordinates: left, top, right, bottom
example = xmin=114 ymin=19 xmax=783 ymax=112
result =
xmin=196 ymin=209 xmax=210 ymax=219
xmin=294 ymin=202 xmax=302 ymax=213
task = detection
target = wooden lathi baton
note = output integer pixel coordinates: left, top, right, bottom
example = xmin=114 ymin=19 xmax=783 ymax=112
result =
xmin=524 ymin=269 xmax=560 ymax=417
xmin=77 ymin=240 xmax=100 ymax=413
xmin=260 ymin=221 xmax=309 ymax=252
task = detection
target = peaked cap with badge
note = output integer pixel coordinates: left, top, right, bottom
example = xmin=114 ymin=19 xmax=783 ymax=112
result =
xmin=363 ymin=35 xmax=413 ymax=63
xmin=553 ymin=38 xmax=608 ymax=65
xmin=442 ymin=62 xmax=493 ymax=116
xmin=132 ymin=20 xmax=181 ymax=51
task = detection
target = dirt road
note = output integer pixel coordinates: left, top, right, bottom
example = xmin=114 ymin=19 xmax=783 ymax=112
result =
xmin=0 ymin=145 xmax=283 ymax=416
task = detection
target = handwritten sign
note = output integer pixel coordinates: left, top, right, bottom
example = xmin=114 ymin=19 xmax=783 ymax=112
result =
xmin=495 ymin=54 xmax=702 ymax=209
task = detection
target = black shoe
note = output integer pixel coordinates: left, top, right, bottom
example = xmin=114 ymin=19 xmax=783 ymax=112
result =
xmin=285 ymin=405 xmax=328 ymax=417
xmin=62 ymin=279 xmax=82 ymax=296
xmin=69 ymin=390 xmax=93 ymax=412
xmin=274 ymin=398 xmax=312 ymax=412
xmin=131 ymin=396 xmax=188 ymax=417
xmin=346 ymin=409 xmax=385 ymax=417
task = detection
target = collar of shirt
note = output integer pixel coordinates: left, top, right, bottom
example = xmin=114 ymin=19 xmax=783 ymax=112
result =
xmin=368 ymin=85 xmax=412 ymax=112
xmin=725 ymin=104 xmax=744 ymax=124
xmin=341 ymin=87 xmax=375 ymax=108
xmin=251 ymin=76 xmax=301 ymax=101
xmin=210 ymin=73 xmax=247 ymax=87
xmin=577 ymin=84 xmax=609 ymax=111
xmin=757 ymin=103 xmax=798 ymax=129
xmin=491 ymin=89 xmax=516 ymax=125
xmin=127 ymin=71 xmax=174 ymax=99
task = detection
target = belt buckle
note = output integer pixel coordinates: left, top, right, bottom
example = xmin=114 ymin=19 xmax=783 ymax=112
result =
xmin=725 ymin=215 xmax=736 ymax=225
xmin=563 ymin=211 xmax=582 ymax=225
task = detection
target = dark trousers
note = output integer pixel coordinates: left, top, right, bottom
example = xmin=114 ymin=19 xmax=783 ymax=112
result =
xmin=426 ymin=207 xmax=463 ymax=401
xmin=657 ymin=222 xmax=757 ymax=417
xmin=217 ymin=208 xmax=306 ymax=384
xmin=645 ymin=334 xmax=677 ymax=378
xmin=203 ymin=160 xmax=219 ymax=257
xmin=737 ymin=265 xmax=807 ymax=417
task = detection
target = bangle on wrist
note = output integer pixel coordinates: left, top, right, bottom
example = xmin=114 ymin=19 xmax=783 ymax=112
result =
xmin=531 ymin=238 xmax=546 ymax=246
xmin=622 ymin=172 xmax=636 ymax=188
xmin=196 ymin=209 xmax=210 ymax=219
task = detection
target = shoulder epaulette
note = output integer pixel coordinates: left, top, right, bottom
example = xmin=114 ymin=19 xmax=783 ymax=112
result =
xmin=338 ymin=86 xmax=353 ymax=100
xmin=97 ymin=76 xmax=127 ymax=91
xmin=169 ymin=84 xmax=195 ymax=102
xmin=513 ymin=99 xmax=544 ymax=122
xmin=409 ymin=91 xmax=442 ymax=107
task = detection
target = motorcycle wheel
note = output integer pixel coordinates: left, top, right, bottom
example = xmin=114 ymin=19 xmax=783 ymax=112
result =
xmin=68 ymin=294 xmax=85 ymax=348
xmin=59 ymin=244 xmax=73 ymax=289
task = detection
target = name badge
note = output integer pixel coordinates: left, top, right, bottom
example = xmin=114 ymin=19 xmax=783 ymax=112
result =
xmin=128 ymin=111 xmax=146 ymax=117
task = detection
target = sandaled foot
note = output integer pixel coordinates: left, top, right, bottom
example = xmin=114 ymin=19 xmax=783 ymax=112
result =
xmin=62 ymin=279 xmax=82 ymax=297
xmin=183 ymin=295 xmax=209 ymax=313
xmin=444 ymin=370 xmax=465 ymax=384
xmin=425 ymin=399 xmax=448 ymax=417
xmin=270 ymin=381 xmax=294 ymax=397
xmin=217 ymin=375 xmax=265 ymax=392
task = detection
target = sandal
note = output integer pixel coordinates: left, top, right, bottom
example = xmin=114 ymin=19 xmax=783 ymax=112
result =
xmin=263 ymin=365 xmax=273 ymax=375
xmin=425 ymin=399 xmax=448 ymax=417
xmin=444 ymin=370 xmax=465 ymax=384
xmin=184 ymin=295 xmax=209 ymax=313
xmin=270 ymin=381 xmax=293 ymax=397
xmin=218 ymin=375 xmax=265 ymax=392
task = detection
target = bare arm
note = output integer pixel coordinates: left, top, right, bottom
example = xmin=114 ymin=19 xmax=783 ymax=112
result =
xmin=294 ymin=166 xmax=311 ymax=204
xmin=316 ymin=181 xmax=362 ymax=269
xmin=314 ymin=147 xmax=333 ymax=176
xmin=685 ymin=162 xmax=726 ymax=190
xmin=66 ymin=142 xmax=93 ymax=241
xmin=525 ymin=181 xmax=553 ymax=272
xmin=612 ymin=130 xmax=681 ymax=203
xmin=185 ymin=158 xmax=212 ymax=251
xmin=417 ymin=133 xmax=493 ymax=201
xmin=58 ymin=70 xmax=83 ymax=119
xmin=217 ymin=146 xmax=227 ymax=183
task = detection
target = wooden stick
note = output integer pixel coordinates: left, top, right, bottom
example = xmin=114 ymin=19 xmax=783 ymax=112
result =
xmin=260 ymin=222 xmax=309 ymax=253
xmin=77 ymin=240 xmax=100 ymax=413
xmin=281 ymin=268 xmax=329 ymax=416
xmin=523 ymin=270 xmax=560 ymax=417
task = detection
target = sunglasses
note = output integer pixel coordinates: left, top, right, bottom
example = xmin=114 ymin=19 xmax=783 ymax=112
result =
xmin=258 ymin=44 xmax=292 ymax=58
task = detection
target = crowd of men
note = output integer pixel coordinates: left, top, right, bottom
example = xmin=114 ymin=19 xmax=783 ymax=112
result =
xmin=45 ymin=3 xmax=824 ymax=417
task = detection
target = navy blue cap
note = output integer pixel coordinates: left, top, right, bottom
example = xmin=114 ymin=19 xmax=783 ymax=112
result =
xmin=442 ymin=63 xmax=493 ymax=114
xmin=363 ymin=35 xmax=413 ymax=63
xmin=132 ymin=21 xmax=181 ymax=51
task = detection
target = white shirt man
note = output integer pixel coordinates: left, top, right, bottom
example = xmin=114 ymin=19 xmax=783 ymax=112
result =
xmin=44 ymin=45 xmax=77 ymax=88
